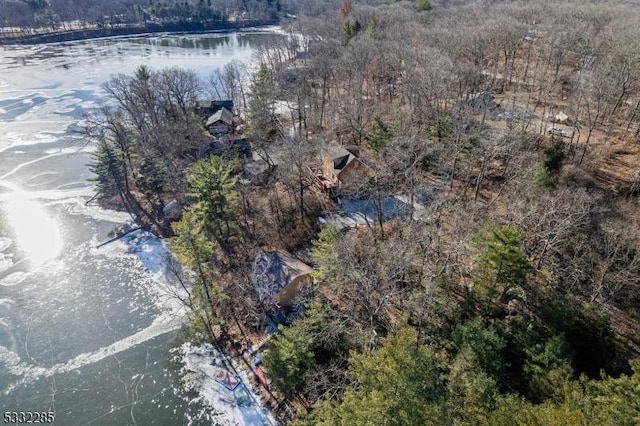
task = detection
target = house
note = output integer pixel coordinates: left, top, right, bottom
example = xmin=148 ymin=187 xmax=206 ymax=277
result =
xmin=547 ymin=111 xmax=569 ymax=124
xmin=206 ymin=107 xmax=233 ymax=134
xmin=458 ymin=91 xmax=496 ymax=110
xmin=316 ymin=145 xmax=363 ymax=193
xmin=252 ymin=249 xmax=313 ymax=309
xmin=196 ymin=99 xmax=234 ymax=117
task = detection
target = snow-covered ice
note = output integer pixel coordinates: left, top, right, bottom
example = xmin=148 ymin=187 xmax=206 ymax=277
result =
xmin=177 ymin=342 xmax=277 ymax=426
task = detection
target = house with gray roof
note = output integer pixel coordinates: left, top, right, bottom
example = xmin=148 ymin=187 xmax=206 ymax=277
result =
xmin=206 ymin=107 xmax=233 ymax=134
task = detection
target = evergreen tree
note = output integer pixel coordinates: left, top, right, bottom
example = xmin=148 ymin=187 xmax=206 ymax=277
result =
xmin=135 ymin=153 xmax=168 ymax=205
xmin=310 ymin=225 xmax=344 ymax=282
xmin=186 ymin=156 xmax=238 ymax=246
xmin=487 ymin=360 xmax=640 ymax=426
xmin=533 ymin=162 xmax=553 ymax=188
xmin=247 ymin=63 xmax=279 ymax=156
xmin=89 ymin=139 xmax=130 ymax=205
xmin=475 ymin=225 xmax=530 ymax=301
xmin=543 ymin=140 xmax=565 ymax=172
xmin=451 ymin=318 xmax=507 ymax=379
xmin=264 ymin=324 xmax=316 ymax=398
xmin=311 ymin=327 xmax=445 ymax=425
xmin=341 ymin=19 xmax=361 ymax=47
xmin=584 ymin=359 xmax=640 ymax=425
xmin=446 ymin=346 xmax=498 ymax=425
xmin=171 ymin=210 xmax=227 ymax=340
xmin=524 ymin=335 xmax=573 ymax=403
xmin=365 ymin=115 xmax=392 ymax=153
xmin=417 ymin=0 xmax=432 ymax=12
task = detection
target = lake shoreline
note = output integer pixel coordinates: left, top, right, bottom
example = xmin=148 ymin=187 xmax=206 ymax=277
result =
xmin=0 ymin=18 xmax=279 ymax=46
xmin=1 ymin=33 xmax=282 ymax=424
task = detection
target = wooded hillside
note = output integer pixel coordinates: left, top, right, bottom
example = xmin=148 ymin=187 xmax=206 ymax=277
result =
xmin=86 ymin=0 xmax=640 ymax=424
xmin=252 ymin=1 xmax=640 ymax=423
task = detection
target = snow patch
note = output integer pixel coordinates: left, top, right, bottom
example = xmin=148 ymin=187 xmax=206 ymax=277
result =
xmin=0 ymin=254 xmax=13 ymax=272
xmin=0 ymin=237 xmax=12 ymax=252
xmin=67 ymin=201 xmax=132 ymax=223
xmin=177 ymin=342 xmax=276 ymax=426
xmin=0 ymin=272 xmax=28 ymax=287
xmin=94 ymin=229 xmax=188 ymax=315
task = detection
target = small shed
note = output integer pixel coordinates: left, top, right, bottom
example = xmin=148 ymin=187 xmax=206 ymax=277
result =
xmin=547 ymin=111 xmax=569 ymax=124
xmin=244 ymin=159 xmax=270 ymax=185
xmin=252 ymin=249 xmax=313 ymax=309
xmin=206 ymin=107 xmax=233 ymax=134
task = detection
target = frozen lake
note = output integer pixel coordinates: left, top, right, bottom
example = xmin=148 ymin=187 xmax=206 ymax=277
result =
xmin=0 ymin=30 xmax=280 ymax=425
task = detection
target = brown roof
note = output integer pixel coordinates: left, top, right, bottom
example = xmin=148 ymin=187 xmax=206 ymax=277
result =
xmin=323 ymin=145 xmax=359 ymax=176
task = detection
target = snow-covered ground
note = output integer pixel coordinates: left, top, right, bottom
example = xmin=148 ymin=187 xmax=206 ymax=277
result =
xmin=176 ymin=343 xmax=276 ymax=426
xmin=319 ymin=186 xmax=438 ymax=229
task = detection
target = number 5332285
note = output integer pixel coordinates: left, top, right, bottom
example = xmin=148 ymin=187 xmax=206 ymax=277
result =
xmin=3 ymin=411 xmax=55 ymax=423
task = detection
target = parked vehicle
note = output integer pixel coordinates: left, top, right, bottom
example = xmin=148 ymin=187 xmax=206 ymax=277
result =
xmin=547 ymin=127 xmax=571 ymax=138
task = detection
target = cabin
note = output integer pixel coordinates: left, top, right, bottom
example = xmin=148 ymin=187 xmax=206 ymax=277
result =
xmin=252 ymin=249 xmax=313 ymax=310
xmin=314 ymin=145 xmax=363 ymax=194
xmin=196 ymin=99 xmax=234 ymax=117
xmin=206 ymin=107 xmax=233 ymax=135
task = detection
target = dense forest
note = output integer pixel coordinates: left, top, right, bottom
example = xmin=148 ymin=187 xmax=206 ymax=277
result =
xmin=0 ymin=0 xmax=282 ymax=33
xmin=84 ymin=0 xmax=640 ymax=424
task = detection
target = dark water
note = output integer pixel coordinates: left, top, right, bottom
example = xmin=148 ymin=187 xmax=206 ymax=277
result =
xmin=0 ymin=30 xmax=280 ymax=425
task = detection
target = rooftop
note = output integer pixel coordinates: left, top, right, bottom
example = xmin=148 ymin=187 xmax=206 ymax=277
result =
xmin=206 ymin=107 xmax=233 ymax=126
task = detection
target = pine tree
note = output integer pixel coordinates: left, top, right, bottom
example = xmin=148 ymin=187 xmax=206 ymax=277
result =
xmin=310 ymin=225 xmax=343 ymax=282
xmin=451 ymin=318 xmax=507 ymax=379
xmin=264 ymin=324 xmax=316 ymax=398
xmin=89 ymin=139 xmax=129 ymax=205
xmin=524 ymin=335 xmax=573 ymax=403
xmin=171 ymin=210 xmax=227 ymax=340
xmin=365 ymin=115 xmax=392 ymax=152
xmin=312 ymin=327 xmax=446 ymax=425
xmin=446 ymin=346 xmax=498 ymax=425
xmin=417 ymin=0 xmax=432 ymax=12
xmin=186 ymin=156 xmax=238 ymax=246
xmin=135 ymin=153 xmax=168 ymax=205
xmin=247 ymin=63 xmax=279 ymax=150
xmin=475 ymin=225 xmax=530 ymax=301
xmin=341 ymin=19 xmax=361 ymax=47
